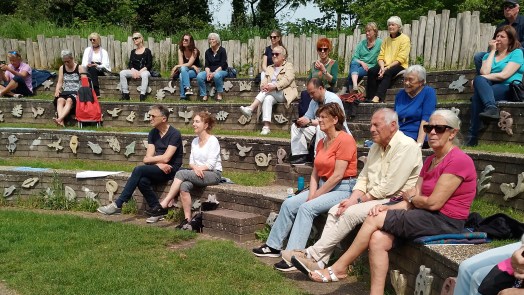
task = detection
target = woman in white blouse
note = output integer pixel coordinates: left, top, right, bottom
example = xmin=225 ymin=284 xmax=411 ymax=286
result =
xmin=158 ymin=111 xmax=222 ymax=228
xmin=81 ymin=32 xmax=111 ymax=97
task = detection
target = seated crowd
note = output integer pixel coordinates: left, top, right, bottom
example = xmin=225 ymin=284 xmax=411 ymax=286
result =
xmin=5 ymin=13 xmax=523 ymax=293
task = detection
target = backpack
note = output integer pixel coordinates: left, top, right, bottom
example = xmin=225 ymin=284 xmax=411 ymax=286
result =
xmin=76 ymin=73 xmax=102 ymax=125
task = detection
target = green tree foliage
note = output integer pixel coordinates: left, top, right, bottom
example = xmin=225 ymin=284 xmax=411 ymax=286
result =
xmin=348 ymin=0 xmax=447 ymax=29
xmin=315 ymin=0 xmax=355 ymax=31
xmin=458 ymin=0 xmax=504 ymax=24
xmin=232 ymin=0 xmax=247 ymax=27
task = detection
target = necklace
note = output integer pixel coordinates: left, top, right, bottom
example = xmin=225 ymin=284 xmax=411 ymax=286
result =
xmin=432 ymin=145 xmax=454 ymax=167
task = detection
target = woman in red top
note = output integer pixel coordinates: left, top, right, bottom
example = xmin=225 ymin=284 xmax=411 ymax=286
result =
xmin=252 ymin=102 xmax=358 ymax=272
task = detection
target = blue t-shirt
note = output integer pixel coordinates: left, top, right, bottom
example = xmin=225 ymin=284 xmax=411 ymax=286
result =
xmin=394 ymin=86 xmax=437 ymax=141
xmin=482 ymin=49 xmax=524 ymax=85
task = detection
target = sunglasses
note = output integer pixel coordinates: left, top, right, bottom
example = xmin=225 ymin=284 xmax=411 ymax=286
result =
xmin=89 ymin=38 xmax=97 ymax=42
xmin=504 ymin=4 xmax=517 ymax=9
xmin=8 ymin=51 xmax=18 ymax=55
xmin=132 ymin=37 xmax=140 ymax=40
xmin=423 ymin=124 xmax=453 ymax=134
xmin=183 ymin=38 xmax=190 ymax=42
xmin=270 ymin=36 xmax=279 ymax=39
xmin=272 ymin=52 xmax=281 ymax=57
xmin=317 ymin=47 xmax=329 ymax=52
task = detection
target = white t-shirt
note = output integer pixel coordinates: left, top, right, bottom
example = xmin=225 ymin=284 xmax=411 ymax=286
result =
xmin=189 ymin=135 xmax=222 ymax=171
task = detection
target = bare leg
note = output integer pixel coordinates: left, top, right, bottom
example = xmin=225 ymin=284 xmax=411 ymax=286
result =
xmin=160 ymin=178 xmax=182 ymax=208
xmin=368 ymin=230 xmax=394 ymax=295
xmin=310 ymin=211 xmax=388 ymax=281
xmin=0 ymin=80 xmax=19 ymax=96
xmin=179 ymin=191 xmax=192 ymax=220
xmin=351 ymin=74 xmax=359 ymax=91
xmin=56 ymin=98 xmax=73 ymax=126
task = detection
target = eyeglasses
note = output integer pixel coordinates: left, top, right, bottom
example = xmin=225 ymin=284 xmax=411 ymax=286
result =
xmin=272 ymin=52 xmax=281 ymax=57
xmin=423 ymin=124 xmax=453 ymax=134
xmin=89 ymin=38 xmax=97 ymax=42
xmin=270 ymin=36 xmax=279 ymax=39
xmin=132 ymin=37 xmax=140 ymax=40
xmin=149 ymin=114 xmax=164 ymax=119
xmin=317 ymin=47 xmax=329 ymax=53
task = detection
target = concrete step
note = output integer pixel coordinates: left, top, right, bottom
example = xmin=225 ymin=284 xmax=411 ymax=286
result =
xmin=202 ymin=209 xmax=266 ymax=242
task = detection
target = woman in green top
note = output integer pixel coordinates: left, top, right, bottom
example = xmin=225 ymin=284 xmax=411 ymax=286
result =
xmin=341 ymin=22 xmax=382 ymax=94
xmin=299 ymin=38 xmax=338 ymax=117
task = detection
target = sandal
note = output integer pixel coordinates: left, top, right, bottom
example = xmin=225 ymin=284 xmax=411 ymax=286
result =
xmin=202 ymin=96 xmax=208 ymax=101
xmin=309 ymin=267 xmax=346 ymax=283
xmin=216 ymin=94 xmax=222 ymax=101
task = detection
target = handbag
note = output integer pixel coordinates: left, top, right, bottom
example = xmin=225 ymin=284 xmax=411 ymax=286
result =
xmin=508 ymin=80 xmax=524 ymax=102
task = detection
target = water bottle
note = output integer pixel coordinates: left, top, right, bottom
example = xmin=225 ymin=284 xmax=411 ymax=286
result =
xmin=287 ymin=187 xmax=294 ymax=198
xmin=297 ymin=176 xmax=305 ymax=192
xmin=364 ymin=139 xmax=373 ymax=148
xmin=248 ymin=66 xmax=254 ymax=78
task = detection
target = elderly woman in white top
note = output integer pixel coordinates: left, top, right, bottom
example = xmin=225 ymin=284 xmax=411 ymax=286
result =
xmin=81 ymin=32 xmax=111 ymax=97
xmin=154 ymin=111 xmax=222 ymax=228
xmin=239 ymin=45 xmax=298 ymax=135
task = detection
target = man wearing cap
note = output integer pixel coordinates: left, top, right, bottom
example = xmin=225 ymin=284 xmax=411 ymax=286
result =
xmin=474 ymin=0 xmax=524 ymax=73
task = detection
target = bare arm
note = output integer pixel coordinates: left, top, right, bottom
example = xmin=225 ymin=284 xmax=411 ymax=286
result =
xmin=54 ymin=66 xmax=64 ymax=97
xmin=143 ymin=144 xmax=178 ymax=165
xmin=482 ymin=62 xmax=521 ymax=81
xmin=409 ymin=173 xmax=463 ymax=211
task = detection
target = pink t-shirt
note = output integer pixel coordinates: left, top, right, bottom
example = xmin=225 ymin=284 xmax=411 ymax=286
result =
xmin=420 ymin=147 xmax=477 ymax=220
xmin=6 ymin=62 xmax=33 ymax=92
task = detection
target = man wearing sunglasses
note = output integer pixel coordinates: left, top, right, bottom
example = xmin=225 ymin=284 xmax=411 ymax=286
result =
xmin=473 ymin=0 xmax=524 ymax=73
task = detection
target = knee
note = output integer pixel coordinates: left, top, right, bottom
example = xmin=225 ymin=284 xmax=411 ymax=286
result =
xmin=213 ymin=74 xmax=224 ymax=83
xmin=196 ymin=72 xmax=205 ymax=81
xmin=369 ymin=231 xmax=392 ymax=252
xmin=473 ymin=75 xmax=487 ymax=85
xmin=119 ymin=71 xmax=126 ymax=78
xmin=140 ymin=71 xmax=150 ymax=79
xmin=180 ymin=66 xmax=189 ymax=72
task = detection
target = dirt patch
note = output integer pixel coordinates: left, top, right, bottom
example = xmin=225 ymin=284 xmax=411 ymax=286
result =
xmin=0 ymin=281 xmax=19 ymax=295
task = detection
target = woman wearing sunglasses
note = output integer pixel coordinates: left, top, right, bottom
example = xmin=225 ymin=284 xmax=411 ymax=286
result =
xmin=366 ymin=16 xmax=410 ymax=103
xmin=340 ymin=22 xmax=382 ymax=94
xmin=466 ymin=25 xmax=523 ymax=146
xmin=0 ymin=51 xmax=33 ymax=98
xmin=261 ymin=30 xmax=283 ymax=74
xmin=81 ymin=32 xmax=111 ymax=97
xmin=119 ymin=32 xmax=153 ymax=101
xmin=297 ymin=38 xmax=338 ymax=118
xmin=293 ymin=109 xmax=476 ymax=294
xmin=394 ymin=65 xmax=437 ymax=147
xmin=240 ymin=45 xmax=297 ymax=135
xmin=169 ymin=34 xmax=201 ymax=100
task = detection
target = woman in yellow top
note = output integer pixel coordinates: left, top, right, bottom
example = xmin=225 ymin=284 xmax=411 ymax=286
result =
xmin=366 ymin=16 xmax=411 ymax=103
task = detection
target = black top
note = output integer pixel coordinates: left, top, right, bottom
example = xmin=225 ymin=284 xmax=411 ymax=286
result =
xmin=128 ymin=48 xmax=153 ymax=71
xmin=182 ymin=49 xmax=202 ymax=68
xmin=147 ymin=125 xmax=183 ymax=171
xmin=204 ymin=46 xmax=228 ymax=72
xmin=498 ymin=15 xmax=524 ymax=43
xmin=264 ymin=46 xmax=274 ymax=67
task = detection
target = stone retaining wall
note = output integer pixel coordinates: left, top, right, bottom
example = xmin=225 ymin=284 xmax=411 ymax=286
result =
xmin=0 ymin=128 xmax=290 ymax=173
xmin=34 ymin=69 xmax=475 ymax=102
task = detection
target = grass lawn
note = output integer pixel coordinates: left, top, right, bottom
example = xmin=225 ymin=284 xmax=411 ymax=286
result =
xmin=0 ymin=209 xmax=302 ymax=295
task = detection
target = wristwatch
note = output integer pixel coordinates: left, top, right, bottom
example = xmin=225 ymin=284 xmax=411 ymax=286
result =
xmin=357 ymin=197 xmax=362 ymax=204
xmin=408 ymin=195 xmax=415 ymax=203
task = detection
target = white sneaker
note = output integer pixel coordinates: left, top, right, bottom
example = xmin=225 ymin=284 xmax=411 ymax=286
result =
xmin=146 ymin=215 xmax=165 ymax=223
xmin=260 ymin=126 xmax=270 ymax=135
xmin=240 ymin=106 xmax=252 ymax=117
xmin=97 ymin=202 xmax=121 ymax=215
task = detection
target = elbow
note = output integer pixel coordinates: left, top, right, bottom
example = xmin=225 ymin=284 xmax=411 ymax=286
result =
xmin=426 ymin=202 xmax=444 ymax=211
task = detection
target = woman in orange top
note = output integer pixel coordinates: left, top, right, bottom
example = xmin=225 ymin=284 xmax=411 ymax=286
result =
xmin=252 ymin=102 xmax=358 ymax=271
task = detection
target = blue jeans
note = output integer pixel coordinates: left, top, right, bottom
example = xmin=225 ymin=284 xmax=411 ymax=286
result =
xmin=455 ymin=242 xmax=520 ymax=295
xmin=115 ymin=164 xmax=178 ymax=209
xmin=266 ymin=178 xmax=356 ymax=251
xmin=468 ymin=76 xmax=508 ymax=139
xmin=179 ymin=66 xmax=197 ymax=98
xmin=346 ymin=60 xmax=368 ymax=88
xmin=196 ymin=70 xmax=228 ymax=96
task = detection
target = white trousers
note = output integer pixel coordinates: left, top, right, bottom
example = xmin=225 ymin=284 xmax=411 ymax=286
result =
xmin=290 ymin=124 xmax=325 ymax=156
xmin=255 ymin=90 xmax=285 ymax=122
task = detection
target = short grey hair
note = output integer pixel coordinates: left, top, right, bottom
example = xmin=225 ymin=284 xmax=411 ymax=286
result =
xmin=61 ymin=50 xmax=73 ymax=59
xmin=430 ymin=109 xmax=461 ymax=145
xmin=208 ymin=33 xmax=221 ymax=45
xmin=404 ymin=65 xmax=427 ymax=83
xmin=387 ymin=16 xmax=403 ymax=31
xmin=375 ymin=108 xmax=399 ymax=130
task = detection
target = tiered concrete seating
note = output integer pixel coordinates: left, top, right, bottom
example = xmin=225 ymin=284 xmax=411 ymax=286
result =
xmin=1 ymin=68 xmax=524 ymax=294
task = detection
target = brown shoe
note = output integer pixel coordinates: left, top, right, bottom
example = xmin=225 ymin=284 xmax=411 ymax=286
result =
xmin=282 ymin=249 xmax=307 ymax=264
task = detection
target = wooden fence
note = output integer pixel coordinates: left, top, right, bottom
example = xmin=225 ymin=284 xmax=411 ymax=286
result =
xmin=0 ymin=10 xmax=494 ymax=74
